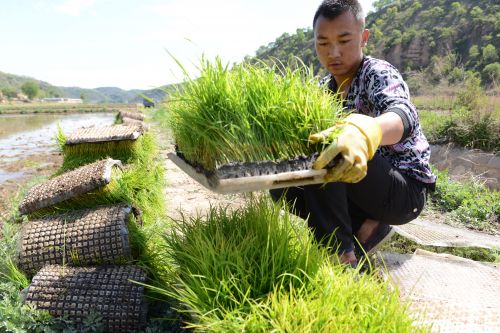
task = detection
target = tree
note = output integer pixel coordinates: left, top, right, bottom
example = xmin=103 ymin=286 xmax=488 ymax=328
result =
xmin=482 ymin=63 xmax=500 ymax=84
xmin=482 ymin=44 xmax=498 ymax=63
xmin=21 ymin=81 xmax=39 ymax=100
xmin=1 ymin=87 xmax=18 ymax=99
xmin=469 ymin=45 xmax=479 ymax=60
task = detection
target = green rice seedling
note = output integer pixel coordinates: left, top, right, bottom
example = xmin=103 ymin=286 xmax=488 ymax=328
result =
xmin=57 ymin=128 xmax=158 ymax=171
xmin=186 ymin=264 xmax=430 ymax=332
xmin=167 ymin=57 xmax=344 ymax=170
xmin=0 ymin=223 xmax=29 ymax=288
xmin=381 ymin=233 xmax=500 ymax=263
xmin=258 ymin=264 xmax=430 ymax=333
xmin=151 ymin=196 xmax=428 ymax=332
xmin=158 ymin=196 xmax=327 ymax=327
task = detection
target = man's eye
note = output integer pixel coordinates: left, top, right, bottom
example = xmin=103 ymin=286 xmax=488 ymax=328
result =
xmin=340 ymin=40 xmax=350 ymax=44
xmin=318 ymin=42 xmax=328 ymax=46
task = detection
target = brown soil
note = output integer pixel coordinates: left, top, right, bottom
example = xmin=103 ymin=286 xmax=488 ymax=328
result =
xmin=155 ymin=127 xmax=246 ymax=222
xmin=0 ymin=152 xmax=63 ymax=225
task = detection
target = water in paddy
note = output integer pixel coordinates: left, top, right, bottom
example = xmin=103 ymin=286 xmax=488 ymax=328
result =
xmin=0 ymin=113 xmax=116 ymax=183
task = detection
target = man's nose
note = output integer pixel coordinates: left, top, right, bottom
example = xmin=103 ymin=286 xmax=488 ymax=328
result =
xmin=328 ymin=44 xmax=341 ymax=58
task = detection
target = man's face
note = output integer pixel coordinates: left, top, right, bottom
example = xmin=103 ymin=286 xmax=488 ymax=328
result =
xmin=314 ymin=11 xmax=369 ymax=84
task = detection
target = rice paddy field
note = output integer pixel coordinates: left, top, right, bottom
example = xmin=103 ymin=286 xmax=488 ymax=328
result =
xmin=1 ymin=59 xmax=498 ymax=332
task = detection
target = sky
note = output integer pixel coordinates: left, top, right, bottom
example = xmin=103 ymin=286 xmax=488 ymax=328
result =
xmin=1 ymin=0 xmax=375 ymax=90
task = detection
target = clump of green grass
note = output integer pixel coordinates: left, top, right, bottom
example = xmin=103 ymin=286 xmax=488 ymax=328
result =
xmin=152 ymin=197 xmax=426 ymax=332
xmin=167 ymin=57 xmax=343 ymax=170
xmin=430 ymin=167 xmax=499 ymax=232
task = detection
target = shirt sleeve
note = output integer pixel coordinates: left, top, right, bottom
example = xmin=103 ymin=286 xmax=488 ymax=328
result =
xmin=364 ymin=62 xmax=418 ymax=142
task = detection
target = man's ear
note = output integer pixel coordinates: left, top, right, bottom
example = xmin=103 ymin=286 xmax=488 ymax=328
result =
xmin=362 ymin=29 xmax=370 ymax=47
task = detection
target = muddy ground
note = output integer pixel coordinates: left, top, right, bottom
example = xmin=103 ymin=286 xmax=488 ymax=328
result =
xmin=0 ymin=152 xmax=63 ymax=224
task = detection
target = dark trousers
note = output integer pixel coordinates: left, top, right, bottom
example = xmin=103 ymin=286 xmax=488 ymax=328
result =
xmin=270 ymin=154 xmax=427 ymax=252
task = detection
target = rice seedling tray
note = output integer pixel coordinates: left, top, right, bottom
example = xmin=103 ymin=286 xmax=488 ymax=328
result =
xmin=24 ymin=264 xmax=147 ymax=333
xmin=18 ymin=158 xmax=122 ymax=215
xmin=168 ymin=152 xmax=341 ymax=194
xmin=18 ymin=204 xmax=134 ymax=275
xmin=118 ymin=110 xmax=146 ymax=121
xmin=65 ymin=124 xmax=143 ymax=145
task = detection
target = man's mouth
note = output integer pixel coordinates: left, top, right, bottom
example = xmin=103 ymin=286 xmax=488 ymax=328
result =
xmin=328 ymin=62 xmax=342 ymax=67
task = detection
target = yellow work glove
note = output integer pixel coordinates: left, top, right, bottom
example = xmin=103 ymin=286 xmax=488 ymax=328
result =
xmin=309 ymin=113 xmax=382 ymax=183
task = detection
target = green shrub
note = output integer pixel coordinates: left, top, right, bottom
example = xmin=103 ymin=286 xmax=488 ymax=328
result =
xmin=455 ymin=73 xmax=484 ymax=111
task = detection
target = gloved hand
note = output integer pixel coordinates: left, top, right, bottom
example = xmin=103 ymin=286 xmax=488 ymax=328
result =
xmin=309 ymin=113 xmax=382 ymax=183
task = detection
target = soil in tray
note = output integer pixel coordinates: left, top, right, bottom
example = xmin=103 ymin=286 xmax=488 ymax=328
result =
xmin=175 ymin=149 xmax=340 ymax=180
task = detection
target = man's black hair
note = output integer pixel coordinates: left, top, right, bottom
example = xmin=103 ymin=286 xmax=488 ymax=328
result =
xmin=313 ymin=0 xmax=365 ymax=29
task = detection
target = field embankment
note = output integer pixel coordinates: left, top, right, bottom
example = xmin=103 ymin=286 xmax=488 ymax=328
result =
xmin=0 ymin=103 xmax=137 ymax=114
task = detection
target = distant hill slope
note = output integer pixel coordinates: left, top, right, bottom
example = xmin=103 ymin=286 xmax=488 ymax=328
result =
xmin=366 ymin=0 xmax=498 ymax=73
xmin=248 ymin=0 xmax=499 ymax=81
xmin=0 ymin=70 xmax=167 ymax=103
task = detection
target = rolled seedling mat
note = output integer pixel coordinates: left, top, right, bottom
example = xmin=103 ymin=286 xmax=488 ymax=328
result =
xmin=168 ymin=151 xmax=342 ymax=194
xmin=25 ymin=265 xmax=147 ymax=333
xmin=119 ymin=110 xmax=146 ymax=121
xmin=18 ymin=204 xmax=133 ymax=275
xmin=394 ymin=218 xmax=500 ymax=249
xmin=65 ymin=124 xmax=143 ymax=145
xmin=122 ymin=117 xmax=149 ymax=131
xmin=18 ymin=158 xmax=122 ymax=215
xmin=379 ymin=249 xmax=500 ymax=333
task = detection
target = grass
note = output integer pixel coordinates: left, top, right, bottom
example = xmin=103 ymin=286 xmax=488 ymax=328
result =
xmin=0 ymin=223 xmax=29 ymax=288
xmin=420 ymin=108 xmax=500 ymax=153
xmin=429 ymin=167 xmax=499 ymax=233
xmin=381 ymin=234 xmax=500 ymax=263
xmin=151 ymin=196 xmax=429 ymax=332
xmin=166 ymin=57 xmax=344 ymax=170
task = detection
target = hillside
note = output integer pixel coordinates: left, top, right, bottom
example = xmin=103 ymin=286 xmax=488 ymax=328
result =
xmin=366 ymin=0 xmax=498 ymax=76
xmin=248 ymin=0 xmax=499 ymax=86
xmin=0 ymin=70 xmax=167 ymax=104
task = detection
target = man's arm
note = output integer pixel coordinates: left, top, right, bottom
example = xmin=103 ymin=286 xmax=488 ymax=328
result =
xmin=365 ymin=63 xmax=418 ymax=145
xmin=376 ymin=111 xmax=404 ymax=146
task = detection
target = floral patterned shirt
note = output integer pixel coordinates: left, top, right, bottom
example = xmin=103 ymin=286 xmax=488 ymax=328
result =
xmin=320 ymin=56 xmax=436 ymax=186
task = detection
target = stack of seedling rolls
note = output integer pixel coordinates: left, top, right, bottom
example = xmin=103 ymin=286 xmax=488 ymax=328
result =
xmin=12 ymin=109 xmax=167 ymax=332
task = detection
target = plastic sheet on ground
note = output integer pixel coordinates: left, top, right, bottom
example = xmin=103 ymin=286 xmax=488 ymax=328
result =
xmin=393 ymin=218 xmax=500 ymax=249
xmin=379 ymin=249 xmax=500 ymax=333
